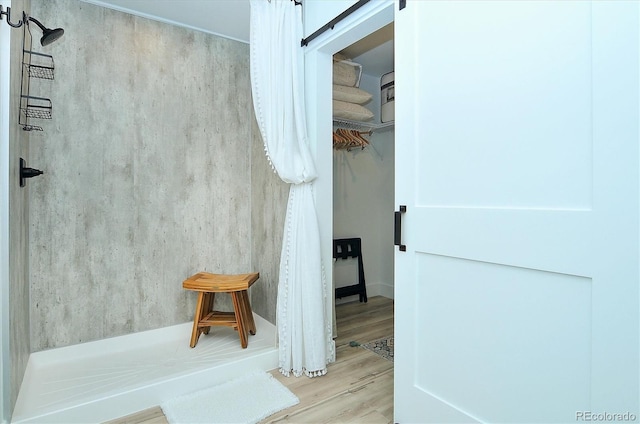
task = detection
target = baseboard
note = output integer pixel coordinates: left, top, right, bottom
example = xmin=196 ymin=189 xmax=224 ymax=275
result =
xmin=374 ymin=282 xmax=394 ymax=299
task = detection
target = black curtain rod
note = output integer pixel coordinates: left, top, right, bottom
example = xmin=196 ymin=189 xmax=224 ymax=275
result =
xmin=301 ymin=0 xmax=371 ymax=47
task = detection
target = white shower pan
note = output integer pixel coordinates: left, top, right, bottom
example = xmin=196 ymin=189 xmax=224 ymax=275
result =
xmin=12 ymin=314 xmax=278 ymax=423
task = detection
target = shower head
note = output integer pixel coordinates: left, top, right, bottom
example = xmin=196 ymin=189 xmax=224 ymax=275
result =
xmin=0 ymin=8 xmax=64 ymax=44
xmin=28 ymin=16 xmax=64 ymax=46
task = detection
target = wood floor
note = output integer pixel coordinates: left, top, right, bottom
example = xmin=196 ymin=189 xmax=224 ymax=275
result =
xmin=105 ymin=296 xmax=394 ymax=424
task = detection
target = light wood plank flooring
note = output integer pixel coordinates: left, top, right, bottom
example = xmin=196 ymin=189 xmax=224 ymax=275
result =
xmin=106 ymin=296 xmax=394 ymax=424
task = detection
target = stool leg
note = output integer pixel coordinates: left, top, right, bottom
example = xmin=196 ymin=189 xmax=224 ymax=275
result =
xmin=239 ymin=290 xmax=256 ymax=335
xmin=231 ymin=291 xmax=248 ymax=348
xmin=190 ymin=292 xmax=207 ymax=348
xmin=202 ymin=292 xmax=215 ymax=335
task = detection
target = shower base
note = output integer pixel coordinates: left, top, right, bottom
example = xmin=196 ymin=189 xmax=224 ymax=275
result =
xmin=11 ymin=314 xmax=278 ymax=423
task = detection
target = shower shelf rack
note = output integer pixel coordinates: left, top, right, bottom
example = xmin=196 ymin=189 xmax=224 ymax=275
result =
xmin=19 ymin=43 xmax=55 ymax=131
xmin=24 ymin=50 xmax=55 ymax=79
xmin=21 ymin=95 xmax=52 ymax=119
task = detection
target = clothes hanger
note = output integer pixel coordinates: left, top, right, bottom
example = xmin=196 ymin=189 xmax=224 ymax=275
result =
xmin=333 ymin=128 xmax=371 ymax=150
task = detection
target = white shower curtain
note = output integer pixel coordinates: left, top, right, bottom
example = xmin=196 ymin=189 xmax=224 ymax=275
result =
xmin=249 ymin=0 xmax=335 ymax=377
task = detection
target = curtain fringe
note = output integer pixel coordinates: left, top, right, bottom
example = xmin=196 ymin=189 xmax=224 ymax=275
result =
xmin=279 ymin=367 xmax=328 ymax=378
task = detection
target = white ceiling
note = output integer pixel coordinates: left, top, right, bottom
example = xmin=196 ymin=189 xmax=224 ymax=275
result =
xmin=80 ymin=0 xmax=393 ymax=76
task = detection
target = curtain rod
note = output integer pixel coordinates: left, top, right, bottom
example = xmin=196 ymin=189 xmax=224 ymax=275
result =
xmin=300 ymin=0 xmax=371 ymax=47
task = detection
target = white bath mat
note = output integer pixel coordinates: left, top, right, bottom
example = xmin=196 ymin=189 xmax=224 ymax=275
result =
xmin=161 ymin=371 xmax=299 ymax=424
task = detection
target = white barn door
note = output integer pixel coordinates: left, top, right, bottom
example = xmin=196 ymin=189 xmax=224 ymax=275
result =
xmin=394 ymin=1 xmax=639 ymax=422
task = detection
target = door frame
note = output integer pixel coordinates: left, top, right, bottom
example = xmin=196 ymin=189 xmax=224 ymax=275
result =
xmin=303 ymin=0 xmax=394 ymax=338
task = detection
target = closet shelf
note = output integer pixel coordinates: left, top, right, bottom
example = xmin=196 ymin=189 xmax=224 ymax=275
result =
xmin=333 ymin=118 xmax=394 ymax=132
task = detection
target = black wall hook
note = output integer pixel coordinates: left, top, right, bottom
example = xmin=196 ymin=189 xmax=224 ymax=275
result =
xmin=0 ymin=6 xmax=24 ymax=28
xmin=20 ymin=158 xmax=43 ymax=187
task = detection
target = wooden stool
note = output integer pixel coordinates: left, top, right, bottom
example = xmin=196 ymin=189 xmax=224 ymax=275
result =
xmin=182 ymin=272 xmax=259 ymax=348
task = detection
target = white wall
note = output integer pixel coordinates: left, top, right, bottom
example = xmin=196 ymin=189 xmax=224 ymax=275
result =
xmin=303 ymin=0 xmax=358 ymax=39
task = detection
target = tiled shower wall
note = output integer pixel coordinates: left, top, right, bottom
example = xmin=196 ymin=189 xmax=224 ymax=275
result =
xmin=9 ymin=0 xmax=31 ymax=410
xmin=28 ymin=0 xmax=287 ymax=351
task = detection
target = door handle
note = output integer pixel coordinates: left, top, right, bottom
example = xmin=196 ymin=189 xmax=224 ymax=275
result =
xmin=394 ymin=205 xmax=406 ymax=252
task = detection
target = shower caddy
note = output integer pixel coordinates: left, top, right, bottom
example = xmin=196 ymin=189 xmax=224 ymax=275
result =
xmin=19 ymin=20 xmax=55 ymax=132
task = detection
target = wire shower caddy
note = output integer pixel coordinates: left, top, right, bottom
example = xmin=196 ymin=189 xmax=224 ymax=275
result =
xmin=19 ymin=23 xmax=55 ymax=131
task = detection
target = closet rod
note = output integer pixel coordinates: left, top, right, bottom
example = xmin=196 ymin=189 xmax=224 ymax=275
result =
xmin=300 ymin=0 xmax=371 ymax=47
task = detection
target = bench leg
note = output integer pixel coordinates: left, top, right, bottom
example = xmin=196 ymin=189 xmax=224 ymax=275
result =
xmin=202 ymin=292 xmax=215 ymax=335
xmin=231 ymin=291 xmax=249 ymax=348
xmin=239 ymin=290 xmax=256 ymax=335
xmin=190 ymin=292 xmax=207 ymax=348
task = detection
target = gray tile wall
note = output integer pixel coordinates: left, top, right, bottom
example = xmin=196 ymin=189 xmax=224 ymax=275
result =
xmin=9 ymin=0 xmax=31 ymax=410
xmin=27 ymin=0 xmax=286 ymax=351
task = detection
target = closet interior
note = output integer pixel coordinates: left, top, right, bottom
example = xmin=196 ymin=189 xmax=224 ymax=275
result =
xmin=332 ymin=23 xmax=395 ymax=305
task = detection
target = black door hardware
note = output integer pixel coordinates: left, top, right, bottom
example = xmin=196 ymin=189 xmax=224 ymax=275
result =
xmin=394 ymin=205 xmax=406 ymax=251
